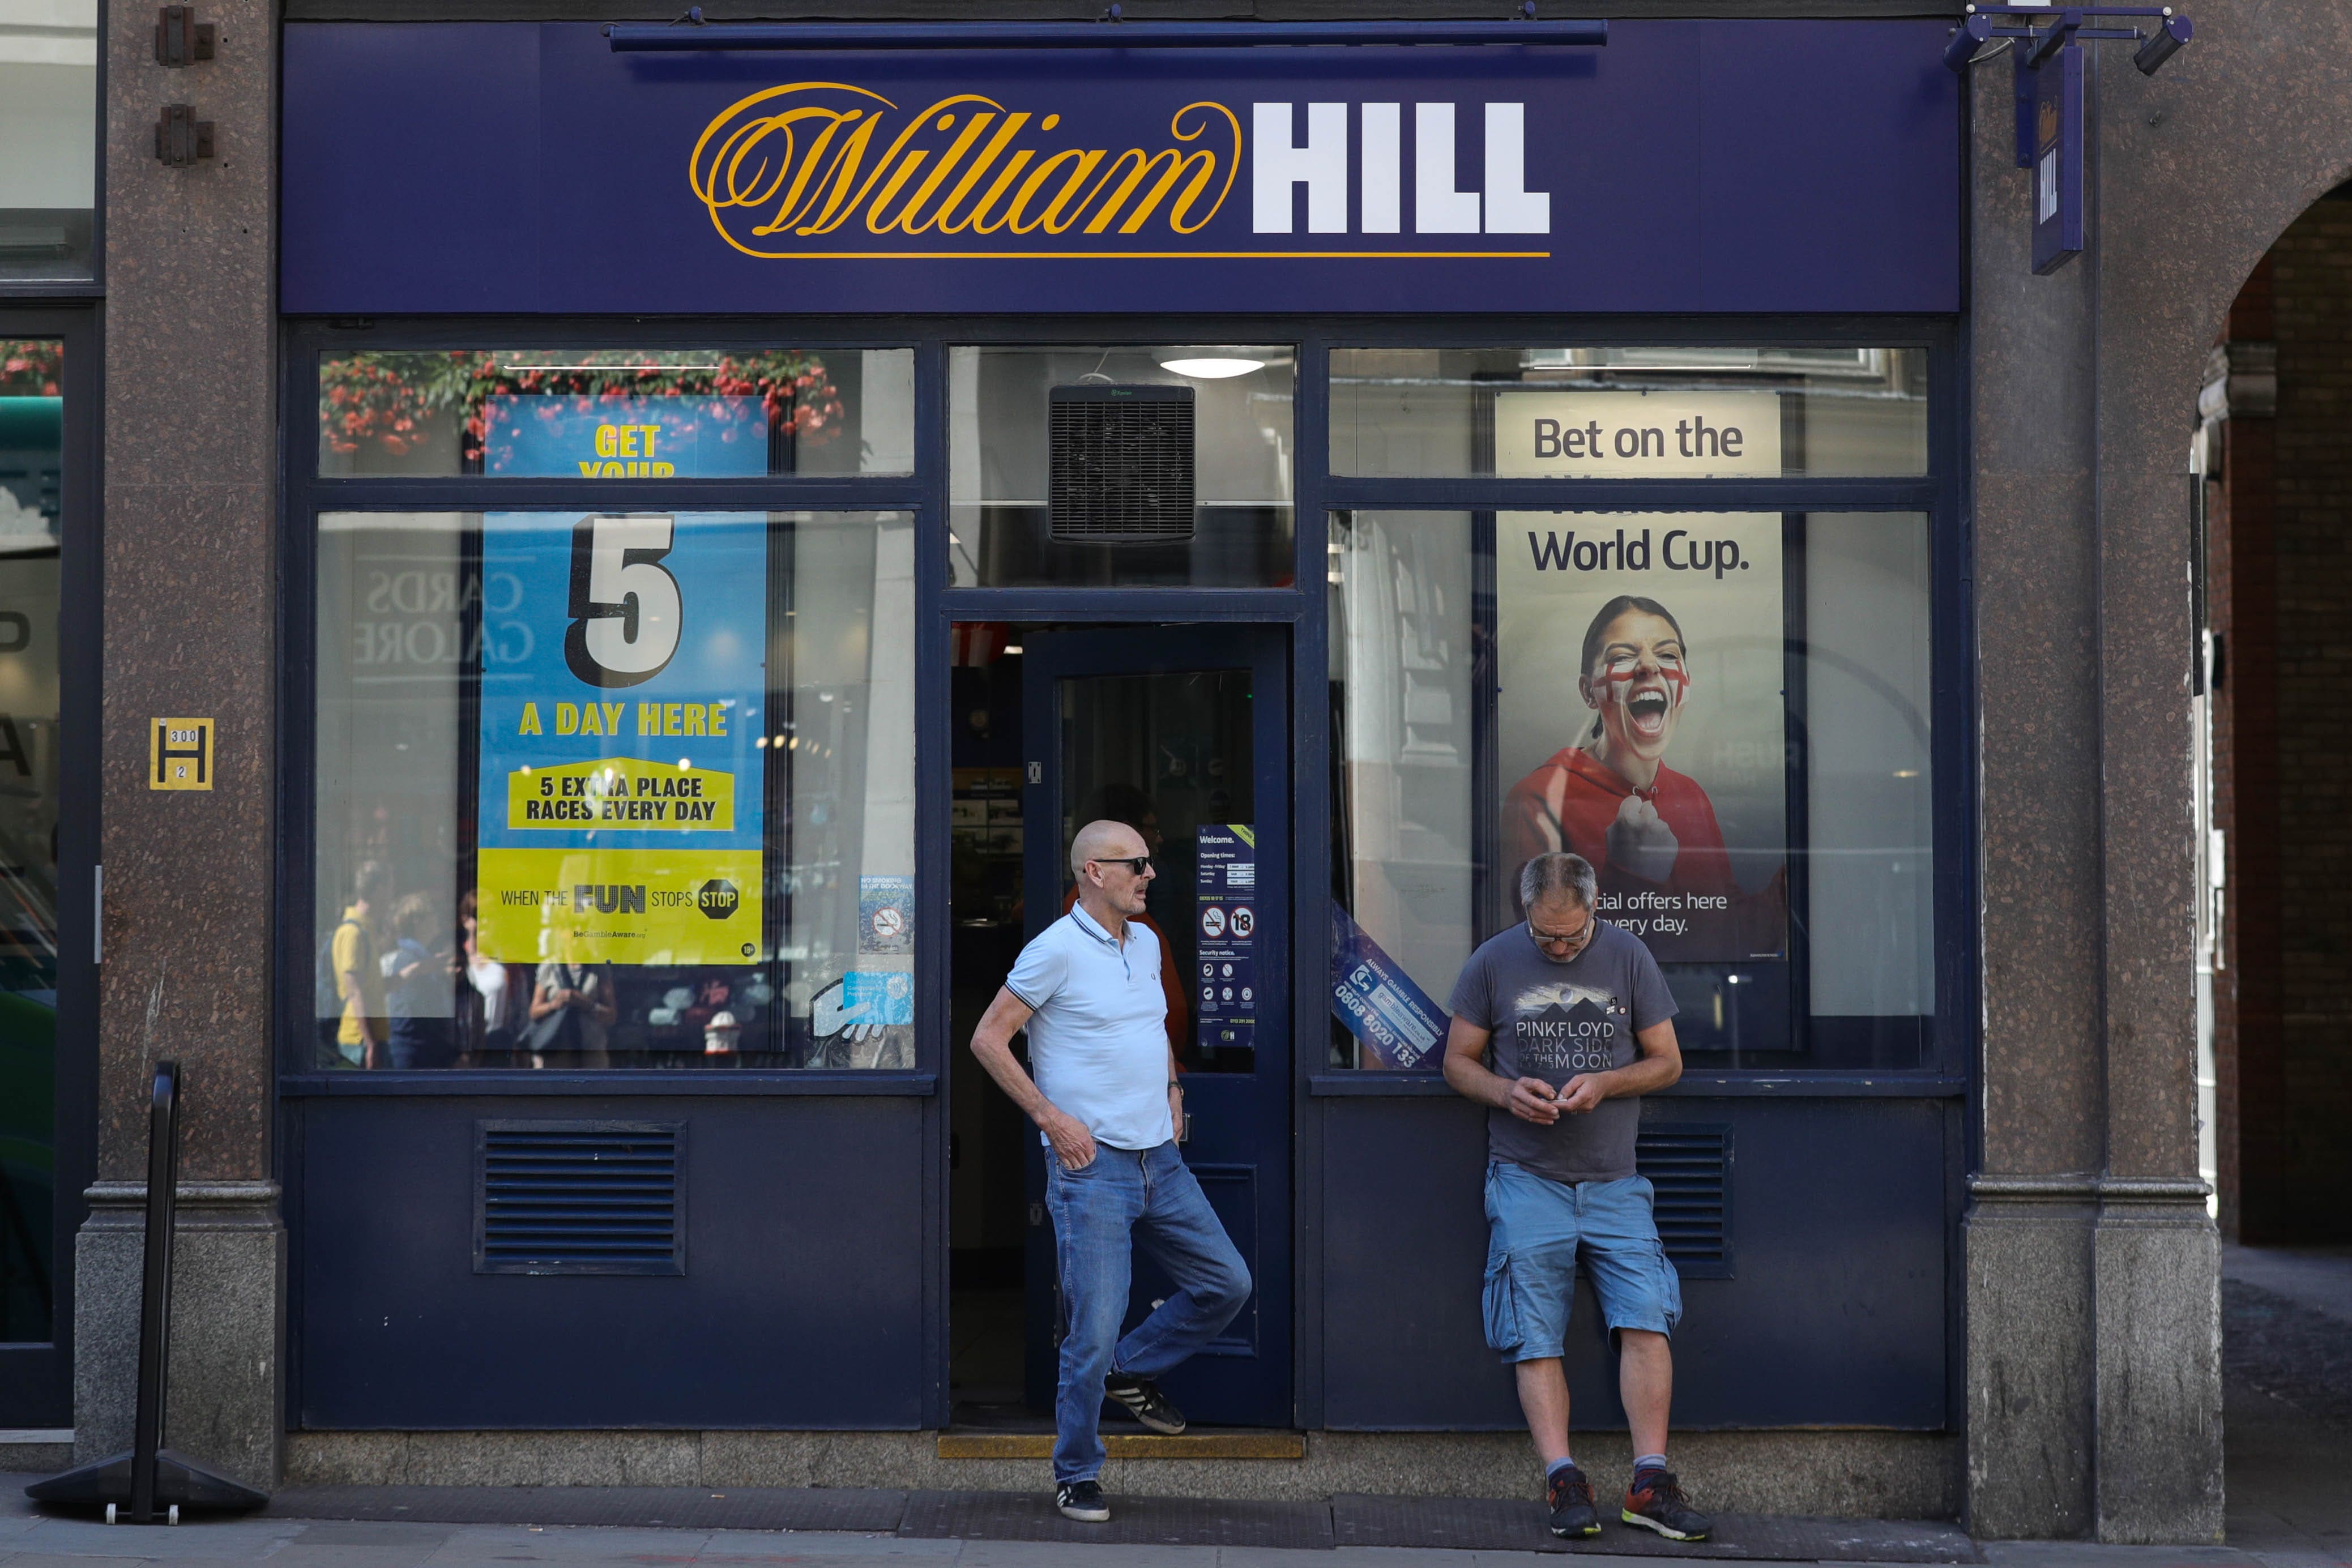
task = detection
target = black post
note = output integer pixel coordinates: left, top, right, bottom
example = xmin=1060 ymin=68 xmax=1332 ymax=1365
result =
xmin=128 ymin=1061 xmax=180 ymax=1525
xmin=24 ymin=1058 xmax=267 ymax=1520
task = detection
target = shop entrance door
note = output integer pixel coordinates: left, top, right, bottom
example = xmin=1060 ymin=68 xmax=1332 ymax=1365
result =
xmin=1018 ymin=626 xmax=1292 ymax=1428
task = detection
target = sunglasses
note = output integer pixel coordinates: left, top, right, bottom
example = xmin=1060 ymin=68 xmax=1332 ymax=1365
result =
xmin=1092 ymin=856 xmax=1154 ymax=875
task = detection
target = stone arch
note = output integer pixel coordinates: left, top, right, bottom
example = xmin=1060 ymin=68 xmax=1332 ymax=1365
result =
xmin=1962 ymin=0 xmax=2352 ymax=1541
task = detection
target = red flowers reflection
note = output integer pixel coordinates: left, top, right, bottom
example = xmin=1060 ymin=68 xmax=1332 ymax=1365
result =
xmin=316 ymin=349 xmax=846 ymax=467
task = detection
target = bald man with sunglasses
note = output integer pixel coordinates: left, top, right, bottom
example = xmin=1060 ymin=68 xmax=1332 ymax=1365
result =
xmin=971 ymin=819 xmax=1252 ymax=1525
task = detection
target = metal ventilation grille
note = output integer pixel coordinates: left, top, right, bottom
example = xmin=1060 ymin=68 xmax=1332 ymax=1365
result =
xmin=1636 ymin=1125 xmax=1732 ymax=1278
xmin=475 ymin=1121 xmax=684 ymax=1276
xmin=1049 ymin=383 xmax=1196 ymax=542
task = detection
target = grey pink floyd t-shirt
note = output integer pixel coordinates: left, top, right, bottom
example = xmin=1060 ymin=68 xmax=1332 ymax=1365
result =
xmin=1446 ymin=919 xmax=1677 ymax=1184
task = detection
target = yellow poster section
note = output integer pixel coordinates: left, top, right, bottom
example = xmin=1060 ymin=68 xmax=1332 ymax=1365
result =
xmin=505 ymin=756 xmax=736 ymax=832
xmin=477 ymin=847 xmax=763 ymax=966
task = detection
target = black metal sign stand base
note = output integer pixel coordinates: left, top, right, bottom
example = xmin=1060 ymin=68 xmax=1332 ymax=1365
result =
xmin=26 ymin=1063 xmax=270 ymax=1524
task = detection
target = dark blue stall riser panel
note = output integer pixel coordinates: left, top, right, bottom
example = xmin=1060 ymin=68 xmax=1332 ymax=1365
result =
xmin=278 ymin=21 xmax=1960 ymax=317
xmin=1318 ymin=1097 xmax=1948 ymax=1430
xmin=296 ymin=1097 xmax=928 ymax=1429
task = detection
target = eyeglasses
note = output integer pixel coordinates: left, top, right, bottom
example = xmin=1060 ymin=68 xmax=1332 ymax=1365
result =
xmin=1092 ymin=856 xmax=1153 ymax=875
xmin=1527 ymin=911 xmax=1595 ymax=952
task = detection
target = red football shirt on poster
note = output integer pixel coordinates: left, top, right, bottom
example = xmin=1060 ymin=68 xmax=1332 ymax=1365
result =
xmin=1503 ymin=746 xmax=1738 ymax=902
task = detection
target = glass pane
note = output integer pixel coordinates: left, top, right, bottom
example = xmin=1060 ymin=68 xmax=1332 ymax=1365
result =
xmin=0 ymin=1 xmax=97 ymax=281
xmin=1328 ymin=509 xmax=1935 ymax=1068
xmin=1057 ymin=668 xmax=1256 ymax=1073
xmin=317 ymin=348 xmax=915 ymax=478
xmin=312 ymin=509 xmax=915 ymax=1069
xmin=950 ymin=344 xmax=1295 ymax=587
xmin=1330 ymin=347 xmax=1928 ymax=478
xmin=0 ymin=338 xmax=61 ymax=1339
xmin=1328 ymin=511 xmax=1474 ymax=1070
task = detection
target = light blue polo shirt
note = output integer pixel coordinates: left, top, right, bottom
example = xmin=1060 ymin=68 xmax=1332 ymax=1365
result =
xmin=1006 ymin=905 xmax=1174 ymax=1152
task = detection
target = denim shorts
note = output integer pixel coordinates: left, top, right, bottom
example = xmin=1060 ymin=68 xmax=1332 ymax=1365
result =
xmin=1482 ymin=1160 xmax=1683 ymax=1361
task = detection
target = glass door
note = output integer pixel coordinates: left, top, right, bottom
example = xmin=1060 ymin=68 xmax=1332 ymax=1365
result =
xmin=1018 ymin=626 xmax=1292 ymax=1428
xmin=0 ymin=325 xmax=84 ymax=1429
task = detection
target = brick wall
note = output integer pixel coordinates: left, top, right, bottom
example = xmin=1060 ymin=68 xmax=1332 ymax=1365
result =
xmin=2213 ymin=206 xmax=2352 ymax=1242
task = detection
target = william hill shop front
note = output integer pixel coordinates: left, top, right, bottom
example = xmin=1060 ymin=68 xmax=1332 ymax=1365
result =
xmin=274 ymin=15 xmax=1966 ymax=1507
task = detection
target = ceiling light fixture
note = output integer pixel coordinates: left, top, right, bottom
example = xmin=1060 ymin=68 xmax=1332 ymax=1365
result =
xmin=1160 ymin=357 xmax=1264 ymax=379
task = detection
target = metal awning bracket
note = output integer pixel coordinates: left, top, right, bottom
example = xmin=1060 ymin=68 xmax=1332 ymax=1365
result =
xmin=1945 ymin=5 xmax=2195 ymax=274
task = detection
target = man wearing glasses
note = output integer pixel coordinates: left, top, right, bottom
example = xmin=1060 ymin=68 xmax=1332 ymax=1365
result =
xmin=1442 ymin=851 xmax=1714 ymax=1544
xmin=970 ymin=818 xmax=1252 ymax=1525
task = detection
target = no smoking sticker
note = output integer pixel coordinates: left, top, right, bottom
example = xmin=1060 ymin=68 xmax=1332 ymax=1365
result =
xmin=859 ymin=874 xmax=914 ymax=955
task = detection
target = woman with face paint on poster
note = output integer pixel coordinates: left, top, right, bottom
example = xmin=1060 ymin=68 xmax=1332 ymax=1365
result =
xmin=1504 ymin=595 xmax=1738 ymax=909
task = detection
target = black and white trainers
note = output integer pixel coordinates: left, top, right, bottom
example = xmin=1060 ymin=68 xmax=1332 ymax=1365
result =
xmin=1621 ymin=1468 xmax=1714 ymax=1541
xmin=1056 ymin=1478 xmax=1111 ymax=1522
xmin=1546 ymin=1464 xmax=1602 ymax=1537
xmin=1103 ymin=1373 xmax=1186 ymax=1434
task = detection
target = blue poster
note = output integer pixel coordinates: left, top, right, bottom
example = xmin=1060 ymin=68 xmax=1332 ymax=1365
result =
xmin=483 ymin=394 xmax=769 ymax=478
xmin=1196 ymin=824 xmax=1257 ymax=1058
xmin=1331 ymin=903 xmax=1451 ymax=1069
xmin=473 ymin=510 xmax=767 ymax=966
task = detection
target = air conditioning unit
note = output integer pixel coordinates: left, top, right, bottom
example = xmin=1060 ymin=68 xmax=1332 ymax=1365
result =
xmin=1048 ymin=383 xmax=1196 ymax=543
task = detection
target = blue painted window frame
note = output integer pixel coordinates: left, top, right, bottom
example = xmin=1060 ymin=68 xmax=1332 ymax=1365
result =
xmin=274 ymin=313 xmax=1971 ymax=1433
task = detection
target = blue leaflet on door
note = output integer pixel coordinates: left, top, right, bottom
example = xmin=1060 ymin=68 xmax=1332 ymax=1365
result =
xmin=1195 ymin=824 xmax=1257 ymax=1058
xmin=1330 ymin=904 xmax=1450 ymax=1069
xmin=473 ymin=510 xmax=767 ymax=966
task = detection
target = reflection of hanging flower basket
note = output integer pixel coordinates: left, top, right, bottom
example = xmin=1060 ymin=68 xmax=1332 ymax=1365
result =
xmin=317 ymin=349 xmax=844 ymax=463
xmin=1 ymin=341 xmax=65 ymax=398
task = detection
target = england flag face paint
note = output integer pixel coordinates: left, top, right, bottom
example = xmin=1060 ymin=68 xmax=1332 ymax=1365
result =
xmin=1585 ymin=609 xmax=1689 ymax=764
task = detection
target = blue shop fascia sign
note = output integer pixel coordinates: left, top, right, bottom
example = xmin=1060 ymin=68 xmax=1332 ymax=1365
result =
xmin=283 ymin=20 xmax=1959 ymax=316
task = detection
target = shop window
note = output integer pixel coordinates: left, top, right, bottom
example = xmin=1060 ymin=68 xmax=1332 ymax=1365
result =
xmin=1329 ymin=347 xmax=1928 ymax=478
xmin=0 ymin=2 xmax=96 ymax=282
xmin=949 ymin=344 xmax=1295 ymax=587
xmin=0 ymin=337 xmax=61 ymax=1339
xmin=311 ymin=509 xmax=915 ymax=1070
xmin=1329 ymin=509 xmax=1936 ymax=1069
xmin=1329 ymin=510 xmax=1476 ymax=1070
xmin=317 ymin=348 xmax=915 ymax=478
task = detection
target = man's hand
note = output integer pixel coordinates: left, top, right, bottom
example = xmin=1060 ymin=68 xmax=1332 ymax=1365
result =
xmin=1040 ymin=1106 xmax=1098 ymax=1170
xmin=1505 ymin=1076 xmax=1563 ymax=1124
xmin=1556 ymin=1073 xmax=1608 ymax=1114
xmin=1168 ymin=1082 xmax=1185 ymax=1139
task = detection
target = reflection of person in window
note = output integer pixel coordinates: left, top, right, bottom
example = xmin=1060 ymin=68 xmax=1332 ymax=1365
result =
xmin=1504 ymin=596 xmax=1735 ymax=903
xmin=530 ymin=959 xmax=615 ymax=1069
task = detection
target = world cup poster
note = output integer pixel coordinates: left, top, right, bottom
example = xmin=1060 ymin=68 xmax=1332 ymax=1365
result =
xmin=1493 ymin=511 xmax=1788 ymax=964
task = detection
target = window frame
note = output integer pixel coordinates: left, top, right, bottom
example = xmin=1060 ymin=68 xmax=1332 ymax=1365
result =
xmin=1304 ymin=316 xmax=1967 ymax=1089
xmin=0 ymin=304 xmax=100 ymax=1425
xmin=277 ymin=314 xmax=1971 ymax=1096
xmin=0 ymin=0 xmax=104 ymax=300
xmin=278 ymin=322 xmax=932 ymax=1093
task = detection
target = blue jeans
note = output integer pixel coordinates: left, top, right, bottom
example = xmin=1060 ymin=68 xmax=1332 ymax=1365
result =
xmin=1044 ymin=1138 xmax=1252 ymax=1484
